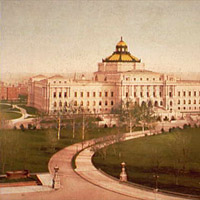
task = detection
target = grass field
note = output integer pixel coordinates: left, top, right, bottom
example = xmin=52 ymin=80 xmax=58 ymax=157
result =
xmin=1 ymin=112 xmax=22 ymax=120
xmin=0 ymin=104 xmax=22 ymax=120
xmin=18 ymin=105 xmax=38 ymax=115
xmin=0 ymin=104 xmax=12 ymax=110
xmin=92 ymin=127 xmax=200 ymax=195
xmin=0 ymin=126 xmax=126 ymax=174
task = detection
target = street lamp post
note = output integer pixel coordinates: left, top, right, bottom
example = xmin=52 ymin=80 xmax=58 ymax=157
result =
xmin=120 ymin=162 xmax=127 ymax=182
xmin=52 ymin=165 xmax=60 ymax=189
xmin=153 ymin=174 xmax=159 ymax=200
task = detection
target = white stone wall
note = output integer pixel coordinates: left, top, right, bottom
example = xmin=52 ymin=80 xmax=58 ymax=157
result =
xmin=28 ymin=67 xmax=200 ymax=118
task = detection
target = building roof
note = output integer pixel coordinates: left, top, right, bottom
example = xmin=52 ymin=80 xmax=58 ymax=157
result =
xmin=103 ymin=37 xmax=141 ymax=63
xmin=32 ymin=74 xmax=46 ymax=79
xmin=48 ymin=75 xmax=65 ymax=79
xmin=117 ymin=70 xmax=163 ymax=77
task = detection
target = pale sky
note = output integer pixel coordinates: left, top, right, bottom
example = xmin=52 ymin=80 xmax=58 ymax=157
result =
xmin=1 ymin=0 xmax=200 ymax=75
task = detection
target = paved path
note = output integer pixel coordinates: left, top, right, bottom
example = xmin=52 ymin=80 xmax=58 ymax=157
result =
xmin=1 ymin=130 xmax=196 ymax=200
xmin=10 ymin=105 xmax=35 ymax=126
xmin=0 ymin=103 xmax=36 ymax=128
xmin=75 ymin=131 xmax=191 ymax=200
xmin=1 ymin=141 xmax=135 ymax=200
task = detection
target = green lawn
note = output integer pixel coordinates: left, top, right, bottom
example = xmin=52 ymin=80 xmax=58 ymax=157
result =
xmin=0 ymin=126 xmax=126 ymax=174
xmin=1 ymin=112 xmax=22 ymax=120
xmin=92 ymin=127 xmax=200 ymax=196
xmin=0 ymin=104 xmax=22 ymax=120
xmin=0 ymin=104 xmax=12 ymax=110
xmin=18 ymin=105 xmax=38 ymax=115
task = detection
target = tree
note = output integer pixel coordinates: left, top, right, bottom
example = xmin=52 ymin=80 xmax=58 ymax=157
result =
xmin=57 ymin=112 xmax=61 ymax=140
xmin=45 ymin=129 xmax=58 ymax=152
xmin=137 ymin=101 xmax=156 ymax=132
xmin=78 ymin=106 xmax=95 ymax=141
xmin=168 ymin=131 xmax=191 ymax=185
xmin=64 ymin=101 xmax=79 ymax=139
xmin=119 ymin=99 xmax=140 ymax=133
xmin=118 ymin=100 xmax=156 ymax=133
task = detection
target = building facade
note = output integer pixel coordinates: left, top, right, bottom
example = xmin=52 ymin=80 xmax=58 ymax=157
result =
xmin=0 ymin=82 xmax=28 ymax=101
xmin=28 ymin=38 xmax=200 ymax=119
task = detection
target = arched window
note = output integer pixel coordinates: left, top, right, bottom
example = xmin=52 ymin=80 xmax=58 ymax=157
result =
xmin=87 ymin=101 xmax=90 ymax=106
xmin=93 ymin=101 xmax=96 ymax=106
xmin=141 ymin=101 xmax=146 ymax=106
xmin=59 ymin=101 xmax=62 ymax=107
xmin=80 ymin=101 xmax=83 ymax=106
xmin=188 ymin=100 xmax=191 ymax=104
xmin=54 ymin=102 xmax=57 ymax=107
xmin=170 ymin=101 xmax=173 ymax=106
xmin=148 ymin=101 xmax=153 ymax=107
xmin=99 ymin=101 xmax=102 ymax=106
xmin=64 ymin=102 xmax=67 ymax=106
xmin=183 ymin=100 xmax=186 ymax=104
xmin=194 ymin=100 xmax=196 ymax=104
xmin=178 ymin=100 xmax=180 ymax=104
xmin=105 ymin=101 xmax=108 ymax=106
xmin=154 ymin=101 xmax=158 ymax=107
xmin=160 ymin=101 xmax=163 ymax=106
xmin=53 ymin=92 xmax=56 ymax=98
xmin=74 ymin=101 xmax=77 ymax=106
xmin=111 ymin=101 xmax=114 ymax=106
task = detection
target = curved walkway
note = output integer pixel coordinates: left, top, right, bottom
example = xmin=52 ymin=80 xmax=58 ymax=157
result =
xmin=75 ymin=131 xmax=192 ymax=200
xmin=1 ymin=130 xmax=195 ymax=200
xmin=1 ymin=139 xmax=135 ymax=200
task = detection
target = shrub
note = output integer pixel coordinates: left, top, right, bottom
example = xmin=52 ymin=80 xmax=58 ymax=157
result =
xmin=28 ymin=124 xmax=32 ymax=130
xmin=183 ymin=124 xmax=188 ymax=129
xmin=156 ymin=116 xmax=161 ymax=121
xmin=163 ymin=116 xmax=168 ymax=121
xmin=32 ymin=125 xmax=36 ymax=130
xmin=171 ymin=116 xmax=176 ymax=121
xmin=96 ymin=117 xmax=102 ymax=121
xmin=20 ymin=124 xmax=25 ymax=131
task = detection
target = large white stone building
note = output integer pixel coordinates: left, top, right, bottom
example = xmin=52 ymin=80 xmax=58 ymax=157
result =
xmin=28 ymin=38 xmax=200 ymax=119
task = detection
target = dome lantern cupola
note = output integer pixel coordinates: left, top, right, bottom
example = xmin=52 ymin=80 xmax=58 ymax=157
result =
xmin=103 ymin=37 xmax=141 ymax=63
xmin=116 ymin=37 xmax=128 ymax=52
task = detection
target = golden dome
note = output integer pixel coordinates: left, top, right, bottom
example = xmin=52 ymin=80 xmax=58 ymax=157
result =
xmin=102 ymin=37 xmax=141 ymax=63
xmin=116 ymin=37 xmax=127 ymax=47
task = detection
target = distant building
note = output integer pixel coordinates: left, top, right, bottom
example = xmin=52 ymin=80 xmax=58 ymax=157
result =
xmin=28 ymin=38 xmax=200 ymax=119
xmin=0 ymin=82 xmax=28 ymax=101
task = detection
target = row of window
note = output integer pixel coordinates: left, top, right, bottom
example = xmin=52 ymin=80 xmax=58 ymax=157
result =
xmin=177 ymin=99 xmax=200 ymax=105
xmin=125 ymin=77 xmax=162 ymax=81
xmin=53 ymin=91 xmax=114 ymax=98
xmin=126 ymin=92 xmax=163 ymax=98
xmin=177 ymin=91 xmax=200 ymax=97
xmin=53 ymin=100 xmax=114 ymax=107
xmin=53 ymin=81 xmax=67 ymax=84
xmin=177 ymin=106 xmax=200 ymax=110
xmin=53 ymin=92 xmax=67 ymax=98
xmin=53 ymin=108 xmax=110 ymax=113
